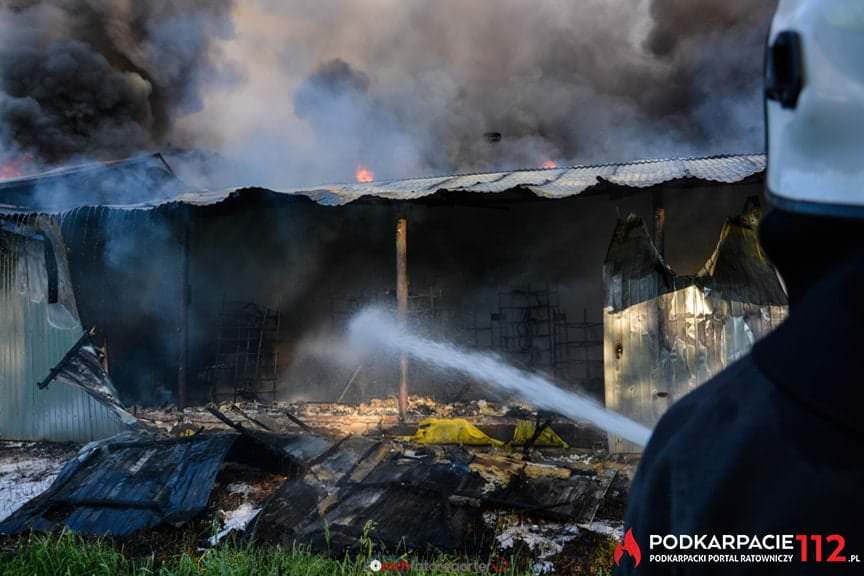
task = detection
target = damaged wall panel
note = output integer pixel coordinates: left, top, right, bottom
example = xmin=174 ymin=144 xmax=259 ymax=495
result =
xmin=603 ymin=201 xmax=788 ymax=452
xmin=0 ymin=216 xmax=127 ymax=442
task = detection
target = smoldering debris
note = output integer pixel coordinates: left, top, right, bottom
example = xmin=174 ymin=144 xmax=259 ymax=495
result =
xmin=0 ymin=396 xmax=634 ymax=571
xmin=131 ymin=397 xmax=607 ymax=448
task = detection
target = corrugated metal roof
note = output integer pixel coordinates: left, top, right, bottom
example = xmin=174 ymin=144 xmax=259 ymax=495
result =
xmin=0 ymin=154 xmax=184 ymax=213
xmin=278 ymin=154 xmax=765 ymax=207
xmin=0 ymin=153 xmax=765 ymax=213
xmin=0 ymin=155 xmax=175 ymax=192
xmin=0 ymin=433 xmax=238 ymax=537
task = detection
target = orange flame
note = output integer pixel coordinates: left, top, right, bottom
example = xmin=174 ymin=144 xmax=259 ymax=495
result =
xmin=355 ymin=165 xmax=375 ymax=183
xmin=0 ymin=154 xmax=32 ymax=180
xmin=540 ymin=160 xmax=558 ymax=169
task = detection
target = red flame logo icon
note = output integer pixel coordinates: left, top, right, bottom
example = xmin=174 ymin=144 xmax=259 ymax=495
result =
xmin=614 ymin=528 xmax=642 ymax=567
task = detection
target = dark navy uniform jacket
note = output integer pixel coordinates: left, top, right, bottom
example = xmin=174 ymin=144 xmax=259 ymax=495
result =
xmin=618 ymin=257 xmax=864 ymax=575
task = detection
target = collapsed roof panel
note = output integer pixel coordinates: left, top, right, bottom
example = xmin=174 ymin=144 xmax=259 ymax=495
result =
xmin=602 ymin=215 xmax=673 ymax=312
xmin=252 ymin=437 xmax=616 ymax=554
xmin=0 ymin=154 xmax=185 ymax=213
xmin=602 ymin=200 xmax=787 ymax=314
xmin=0 ymin=433 xmax=238 ymax=537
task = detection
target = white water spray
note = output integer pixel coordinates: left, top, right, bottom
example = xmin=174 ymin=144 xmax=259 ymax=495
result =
xmin=349 ymin=307 xmax=652 ymax=447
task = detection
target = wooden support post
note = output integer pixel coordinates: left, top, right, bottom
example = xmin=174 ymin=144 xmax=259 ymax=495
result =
xmin=652 ymin=189 xmax=665 ymax=259
xmin=177 ymin=209 xmax=190 ymax=409
xmin=396 ymin=217 xmax=409 ymax=421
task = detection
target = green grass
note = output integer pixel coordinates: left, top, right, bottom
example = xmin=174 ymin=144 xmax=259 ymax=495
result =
xmin=0 ymin=533 xmax=536 ymax=576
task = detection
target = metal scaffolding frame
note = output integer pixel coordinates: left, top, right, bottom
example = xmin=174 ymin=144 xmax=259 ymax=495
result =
xmin=206 ymin=300 xmax=281 ymax=402
xmin=327 ymin=285 xmax=603 ymax=400
xmin=487 ymin=286 xmax=602 ymax=394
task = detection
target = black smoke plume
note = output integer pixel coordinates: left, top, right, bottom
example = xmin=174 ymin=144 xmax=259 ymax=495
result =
xmin=0 ymin=0 xmax=234 ymax=164
xmin=1 ymin=0 xmax=776 ymax=181
xmin=217 ymin=0 xmax=778 ymax=185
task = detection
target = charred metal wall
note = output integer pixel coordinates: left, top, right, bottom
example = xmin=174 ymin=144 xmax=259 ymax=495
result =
xmin=603 ymin=202 xmax=788 ymax=452
xmin=26 ymin=168 xmax=764 ymax=407
xmin=0 ymin=216 xmax=126 ymax=442
xmin=60 ymin=206 xmax=184 ymax=405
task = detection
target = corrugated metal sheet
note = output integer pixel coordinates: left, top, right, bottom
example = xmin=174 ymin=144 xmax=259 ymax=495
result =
xmin=0 ymin=217 xmax=127 ymax=442
xmin=602 ymin=203 xmax=787 ymax=453
xmin=277 ymin=154 xmax=766 ymax=206
xmin=0 ymin=153 xmax=765 ymax=213
xmin=0 ymin=154 xmax=183 ymax=212
xmin=0 ymin=433 xmax=238 ymax=536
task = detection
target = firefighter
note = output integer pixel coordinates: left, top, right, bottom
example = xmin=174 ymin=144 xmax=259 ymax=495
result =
xmin=619 ymin=0 xmax=864 ymax=573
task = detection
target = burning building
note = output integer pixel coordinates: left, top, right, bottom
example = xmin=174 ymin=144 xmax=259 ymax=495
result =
xmin=0 ymin=152 xmax=781 ymax=445
xmin=0 ymin=151 xmax=791 ymax=568
xmin=0 ymin=1 xmax=789 ymax=568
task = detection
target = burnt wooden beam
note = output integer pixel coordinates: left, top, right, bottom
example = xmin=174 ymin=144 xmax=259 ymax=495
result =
xmin=396 ymin=217 xmax=409 ymax=420
xmin=281 ymin=407 xmax=313 ymax=432
xmin=231 ymin=404 xmax=273 ymax=431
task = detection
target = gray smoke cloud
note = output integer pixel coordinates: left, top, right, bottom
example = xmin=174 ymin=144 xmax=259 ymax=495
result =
xmin=188 ymin=0 xmax=775 ymax=186
xmin=2 ymin=0 xmax=775 ymax=183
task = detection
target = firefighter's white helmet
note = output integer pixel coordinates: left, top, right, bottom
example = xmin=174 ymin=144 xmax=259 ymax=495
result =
xmin=766 ymin=0 xmax=864 ymax=217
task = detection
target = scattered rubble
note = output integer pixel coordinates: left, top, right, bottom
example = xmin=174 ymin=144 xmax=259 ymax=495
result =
xmin=131 ymin=397 xmax=607 ymax=448
xmin=0 ymin=399 xmax=636 ymax=571
xmin=494 ymin=518 xmax=581 ymax=573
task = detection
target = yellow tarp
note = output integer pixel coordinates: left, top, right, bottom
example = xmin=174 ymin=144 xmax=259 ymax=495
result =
xmin=401 ymin=418 xmax=568 ymax=449
xmin=511 ymin=420 xmax=569 ymax=448
xmin=401 ymin=418 xmax=506 ymax=447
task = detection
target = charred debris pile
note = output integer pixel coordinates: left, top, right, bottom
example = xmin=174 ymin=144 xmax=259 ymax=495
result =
xmin=0 ymin=401 xmax=632 ymax=561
